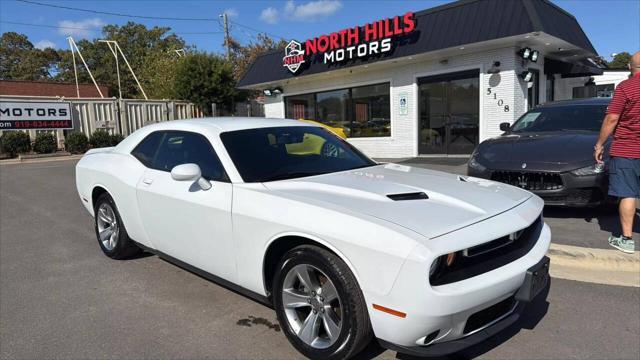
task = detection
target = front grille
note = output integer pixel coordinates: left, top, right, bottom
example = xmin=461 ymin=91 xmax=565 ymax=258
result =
xmin=430 ymin=216 xmax=543 ymax=286
xmin=463 ymin=296 xmax=516 ymax=334
xmin=491 ymin=171 xmax=563 ymax=190
xmin=540 ymin=188 xmax=604 ymax=205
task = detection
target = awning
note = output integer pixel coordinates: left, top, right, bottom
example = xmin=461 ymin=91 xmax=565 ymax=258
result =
xmin=238 ymin=0 xmax=601 ymax=88
xmin=544 ymin=57 xmax=604 ymax=78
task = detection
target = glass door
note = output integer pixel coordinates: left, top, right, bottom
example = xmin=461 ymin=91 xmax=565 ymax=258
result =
xmin=418 ymin=70 xmax=479 ymax=155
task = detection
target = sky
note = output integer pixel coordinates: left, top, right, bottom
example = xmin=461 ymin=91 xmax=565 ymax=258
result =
xmin=0 ymin=0 xmax=638 ymax=61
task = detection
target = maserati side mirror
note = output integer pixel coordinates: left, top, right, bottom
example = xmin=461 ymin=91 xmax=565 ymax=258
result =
xmin=499 ymin=122 xmax=511 ymax=132
xmin=171 ymin=163 xmax=211 ymax=190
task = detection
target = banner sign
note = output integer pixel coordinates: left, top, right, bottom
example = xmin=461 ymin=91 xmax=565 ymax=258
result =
xmin=283 ymin=12 xmax=416 ymax=74
xmin=0 ymin=101 xmax=73 ymax=130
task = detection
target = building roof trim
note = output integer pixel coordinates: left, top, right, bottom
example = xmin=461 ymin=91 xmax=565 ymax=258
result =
xmin=238 ymin=0 xmax=599 ymax=88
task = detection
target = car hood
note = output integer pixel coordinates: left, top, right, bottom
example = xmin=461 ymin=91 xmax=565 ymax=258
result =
xmin=264 ymin=164 xmax=532 ymax=239
xmin=478 ymin=131 xmax=598 ymax=171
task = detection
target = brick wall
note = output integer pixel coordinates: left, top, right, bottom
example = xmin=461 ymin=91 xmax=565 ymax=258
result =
xmin=0 ymin=80 xmax=109 ymax=98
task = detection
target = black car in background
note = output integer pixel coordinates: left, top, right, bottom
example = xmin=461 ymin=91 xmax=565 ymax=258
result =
xmin=468 ymin=98 xmax=611 ymax=207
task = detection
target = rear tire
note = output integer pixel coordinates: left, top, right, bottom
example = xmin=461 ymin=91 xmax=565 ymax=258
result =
xmin=273 ymin=245 xmax=372 ymax=360
xmin=94 ymin=192 xmax=140 ymax=259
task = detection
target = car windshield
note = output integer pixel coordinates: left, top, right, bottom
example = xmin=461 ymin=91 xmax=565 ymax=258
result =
xmin=510 ymin=104 xmax=607 ymax=133
xmin=220 ymin=126 xmax=376 ymax=182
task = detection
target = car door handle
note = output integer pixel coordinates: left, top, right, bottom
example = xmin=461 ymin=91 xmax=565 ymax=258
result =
xmin=142 ymin=178 xmax=154 ymax=185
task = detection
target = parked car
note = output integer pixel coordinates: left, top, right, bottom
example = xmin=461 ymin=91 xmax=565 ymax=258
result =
xmin=468 ymin=98 xmax=611 ymax=207
xmin=76 ymin=118 xmax=550 ymax=359
xmin=298 ymin=119 xmax=347 ymax=139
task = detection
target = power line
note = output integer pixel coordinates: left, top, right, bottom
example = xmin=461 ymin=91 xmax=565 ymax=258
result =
xmin=15 ymin=0 xmax=288 ymax=41
xmin=16 ymin=0 xmax=217 ymax=21
xmin=229 ymin=20 xmax=287 ymax=41
xmin=0 ymin=20 xmax=223 ymax=35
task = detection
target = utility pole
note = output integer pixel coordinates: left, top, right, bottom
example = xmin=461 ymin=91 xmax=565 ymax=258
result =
xmin=220 ymin=13 xmax=230 ymax=60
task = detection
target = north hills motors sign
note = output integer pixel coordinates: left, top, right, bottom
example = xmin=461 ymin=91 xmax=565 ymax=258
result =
xmin=283 ymin=12 xmax=416 ymax=74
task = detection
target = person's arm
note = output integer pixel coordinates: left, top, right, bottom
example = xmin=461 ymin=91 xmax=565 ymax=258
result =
xmin=594 ymin=85 xmax=627 ymax=162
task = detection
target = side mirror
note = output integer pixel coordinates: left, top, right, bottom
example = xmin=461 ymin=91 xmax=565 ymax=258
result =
xmin=499 ymin=122 xmax=511 ymax=132
xmin=170 ymin=163 xmax=211 ymax=190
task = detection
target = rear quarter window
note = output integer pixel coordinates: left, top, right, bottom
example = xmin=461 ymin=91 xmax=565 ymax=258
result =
xmin=131 ymin=132 xmax=164 ymax=167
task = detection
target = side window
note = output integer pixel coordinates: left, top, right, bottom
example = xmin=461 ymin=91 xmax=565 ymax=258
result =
xmin=131 ymin=132 xmax=165 ymax=167
xmin=152 ymin=131 xmax=228 ymax=182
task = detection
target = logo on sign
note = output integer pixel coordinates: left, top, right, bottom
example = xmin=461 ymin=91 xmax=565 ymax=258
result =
xmin=283 ymin=40 xmax=305 ymax=74
xmin=281 ymin=12 xmax=416 ymax=74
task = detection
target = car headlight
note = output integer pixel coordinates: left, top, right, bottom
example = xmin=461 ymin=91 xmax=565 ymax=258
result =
xmin=468 ymin=153 xmax=487 ymax=172
xmin=571 ymin=164 xmax=603 ymax=176
xmin=429 ymin=258 xmax=441 ymax=277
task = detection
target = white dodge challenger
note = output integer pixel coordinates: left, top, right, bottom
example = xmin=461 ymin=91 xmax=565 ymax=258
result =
xmin=75 ymin=118 xmax=550 ymax=359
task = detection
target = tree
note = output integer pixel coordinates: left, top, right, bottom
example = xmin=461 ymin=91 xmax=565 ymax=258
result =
xmin=608 ymin=52 xmax=631 ymax=69
xmin=172 ymin=52 xmax=237 ymax=115
xmin=230 ymin=33 xmax=287 ymax=81
xmin=0 ymin=32 xmax=60 ymax=80
xmin=55 ymin=22 xmax=187 ymax=99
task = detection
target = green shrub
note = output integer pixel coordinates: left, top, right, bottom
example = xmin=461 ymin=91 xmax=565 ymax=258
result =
xmin=89 ymin=130 xmax=113 ymax=148
xmin=33 ymin=133 xmax=57 ymax=154
xmin=0 ymin=131 xmax=31 ymax=157
xmin=65 ymin=132 xmax=89 ymax=154
xmin=110 ymin=133 xmax=125 ymax=146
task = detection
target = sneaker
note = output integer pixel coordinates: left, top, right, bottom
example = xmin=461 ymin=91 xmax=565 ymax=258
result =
xmin=608 ymin=235 xmax=635 ymax=254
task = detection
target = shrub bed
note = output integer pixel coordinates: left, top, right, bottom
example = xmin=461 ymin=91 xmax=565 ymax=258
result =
xmin=0 ymin=131 xmax=31 ymax=157
xmin=89 ymin=130 xmax=113 ymax=148
xmin=33 ymin=133 xmax=57 ymax=154
xmin=65 ymin=132 xmax=89 ymax=154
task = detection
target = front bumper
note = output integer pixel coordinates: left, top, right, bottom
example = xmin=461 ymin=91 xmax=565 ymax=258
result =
xmin=379 ymin=255 xmax=550 ymax=356
xmin=468 ymin=166 xmax=609 ymax=207
xmin=366 ymin=196 xmax=551 ymax=352
xmin=378 ymin=304 xmax=522 ymax=357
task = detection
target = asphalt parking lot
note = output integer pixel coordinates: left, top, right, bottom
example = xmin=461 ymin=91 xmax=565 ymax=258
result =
xmin=1 ymin=159 xmax=639 ymax=359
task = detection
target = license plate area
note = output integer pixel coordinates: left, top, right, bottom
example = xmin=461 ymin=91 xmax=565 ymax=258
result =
xmin=515 ymin=256 xmax=550 ymax=302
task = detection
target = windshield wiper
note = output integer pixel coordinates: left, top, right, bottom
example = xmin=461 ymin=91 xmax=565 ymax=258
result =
xmin=262 ymin=171 xmax=325 ymax=182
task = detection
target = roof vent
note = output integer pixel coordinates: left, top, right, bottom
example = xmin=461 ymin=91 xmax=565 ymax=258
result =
xmin=387 ymin=192 xmax=429 ymax=201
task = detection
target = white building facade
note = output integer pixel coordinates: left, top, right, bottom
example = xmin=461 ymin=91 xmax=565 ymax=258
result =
xmin=239 ymin=0 xmax=608 ymax=158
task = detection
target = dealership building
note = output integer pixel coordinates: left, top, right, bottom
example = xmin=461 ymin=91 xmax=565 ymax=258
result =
xmin=238 ymin=0 xmax=610 ymax=158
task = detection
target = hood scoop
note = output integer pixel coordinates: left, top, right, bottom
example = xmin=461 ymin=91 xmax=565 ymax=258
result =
xmin=387 ymin=192 xmax=429 ymax=201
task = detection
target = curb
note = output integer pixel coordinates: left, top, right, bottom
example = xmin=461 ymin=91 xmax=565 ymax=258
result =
xmin=547 ymin=243 xmax=640 ymax=287
xmin=0 ymin=154 xmax=84 ymax=165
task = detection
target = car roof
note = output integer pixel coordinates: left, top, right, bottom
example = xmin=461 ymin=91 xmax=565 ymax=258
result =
xmin=112 ymin=117 xmax=317 ymax=155
xmin=538 ymin=97 xmax=611 ymax=108
xmin=156 ymin=117 xmax=313 ymax=133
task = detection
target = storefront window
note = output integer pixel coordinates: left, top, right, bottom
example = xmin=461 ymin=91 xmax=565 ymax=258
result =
xmin=572 ymin=84 xmax=615 ymax=99
xmin=316 ymin=89 xmax=349 ymax=130
xmin=285 ymin=93 xmax=315 ymax=120
xmin=350 ymin=84 xmax=390 ymax=137
xmin=284 ymin=82 xmax=391 ymax=138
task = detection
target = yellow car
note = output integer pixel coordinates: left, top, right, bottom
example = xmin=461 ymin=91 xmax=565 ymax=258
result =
xmin=277 ymin=119 xmax=346 ymax=156
xmin=298 ymin=119 xmax=347 ymax=139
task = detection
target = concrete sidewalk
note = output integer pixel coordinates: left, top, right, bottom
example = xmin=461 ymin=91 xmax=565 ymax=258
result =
xmin=0 ymin=154 xmax=84 ymax=165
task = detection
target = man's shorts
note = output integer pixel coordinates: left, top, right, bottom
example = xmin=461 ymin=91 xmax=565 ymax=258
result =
xmin=609 ymin=157 xmax=640 ymax=198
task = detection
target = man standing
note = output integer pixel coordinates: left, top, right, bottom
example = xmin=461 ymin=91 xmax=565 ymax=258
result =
xmin=594 ymin=51 xmax=640 ymax=253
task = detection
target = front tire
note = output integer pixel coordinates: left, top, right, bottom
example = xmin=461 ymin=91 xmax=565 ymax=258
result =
xmin=94 ymin=192 xmax=140 ymax=259
xmin=273 ymin=245 xmax=372 ymax=360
